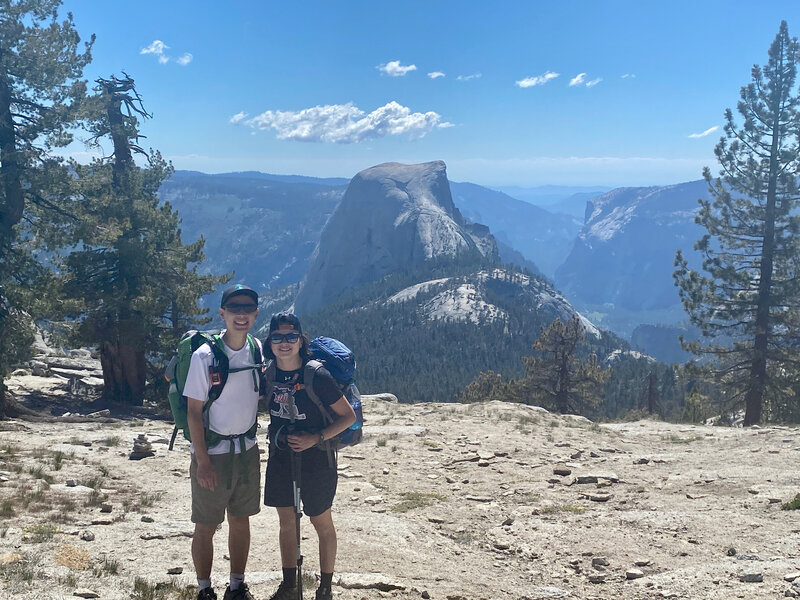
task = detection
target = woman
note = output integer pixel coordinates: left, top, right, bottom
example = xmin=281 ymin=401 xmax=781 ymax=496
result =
xmin=263 ymin=312 xmax=356 ymax=600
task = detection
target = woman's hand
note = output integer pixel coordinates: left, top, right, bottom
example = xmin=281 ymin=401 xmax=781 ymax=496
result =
xmin=287 ymin=432 xmax=320 ymax=452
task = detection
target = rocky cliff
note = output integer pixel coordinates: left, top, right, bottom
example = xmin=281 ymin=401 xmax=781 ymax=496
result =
xmin=554 ymin=180 xmax=708 ymax=334
xmin=158 ymin=171 xmax=346 ymax=302
xmin=293 ymin=161 xmax=497 ymax=314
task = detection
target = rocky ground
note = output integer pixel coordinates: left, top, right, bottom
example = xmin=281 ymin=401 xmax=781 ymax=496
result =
xmin=2 ymin=368 xmax=800 ymax=600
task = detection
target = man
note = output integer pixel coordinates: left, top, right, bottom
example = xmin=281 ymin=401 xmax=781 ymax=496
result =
xmin=184 ymin=284 xmax=263 ymax=600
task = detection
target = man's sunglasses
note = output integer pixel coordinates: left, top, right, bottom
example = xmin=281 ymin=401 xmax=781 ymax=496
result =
xmin=224 ymin=303 xmax=258 ymax=314
xmin=269 ymin=332 xmax=301 ymax=344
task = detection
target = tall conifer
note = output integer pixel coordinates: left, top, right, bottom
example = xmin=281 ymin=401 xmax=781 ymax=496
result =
xmin=674 ymin=21 xmax=800 ymax=425
xmin=63 ymin=75 xmax=229 ymax=404
xmin=0 ymin=0 xmax=93 ymax=417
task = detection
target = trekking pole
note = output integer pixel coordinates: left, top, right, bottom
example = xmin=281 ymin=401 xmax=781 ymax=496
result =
xmin=291 ymin=441 xmax=303 ymax=600
xmin=288 ymin=390 xmax=303 ymax=600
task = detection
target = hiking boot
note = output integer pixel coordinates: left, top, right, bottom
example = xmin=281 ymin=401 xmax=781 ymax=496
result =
xmin=314 ymin=587 xmax=333 ymax=600
xmin=197 ymin=588 xmax=218 ymax=600
xmin=268 ymin=581 xmax=298 ymax=600
xmin=223 ymin=583 xmax=255 ymax=600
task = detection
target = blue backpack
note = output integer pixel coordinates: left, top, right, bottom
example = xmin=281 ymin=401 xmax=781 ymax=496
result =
xmin=307 ymin=336 xmax=363 ymax=447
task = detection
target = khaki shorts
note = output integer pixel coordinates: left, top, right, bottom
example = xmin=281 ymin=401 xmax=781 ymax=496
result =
xmin=191 ymin=444 xmax=261 ymax=525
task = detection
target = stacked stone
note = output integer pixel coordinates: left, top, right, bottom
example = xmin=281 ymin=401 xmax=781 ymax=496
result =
xmin=129 ymin=434 xmax=154 ymax=460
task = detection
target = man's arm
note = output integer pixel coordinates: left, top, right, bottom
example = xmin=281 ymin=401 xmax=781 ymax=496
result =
xmin=188 ymin=398 xmax=217 ymax=490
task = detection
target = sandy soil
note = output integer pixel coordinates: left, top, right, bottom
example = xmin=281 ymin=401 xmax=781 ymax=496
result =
xmin=2 ymin=396 xmax=800 ymax=600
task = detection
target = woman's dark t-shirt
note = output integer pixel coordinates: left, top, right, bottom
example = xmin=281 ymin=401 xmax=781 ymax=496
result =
xmin=268 ymin=363 xmax=341 ymax=434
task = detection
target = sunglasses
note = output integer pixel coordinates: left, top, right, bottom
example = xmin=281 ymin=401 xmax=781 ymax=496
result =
xmin=269 ymin=332 xmax=301 ymax=344
xmin=224 ymin=303 xmax=258 ymax=314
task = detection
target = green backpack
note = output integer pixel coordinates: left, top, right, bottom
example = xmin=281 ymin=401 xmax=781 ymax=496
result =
xmin=165 ymin=330 xmax=262 ymax=451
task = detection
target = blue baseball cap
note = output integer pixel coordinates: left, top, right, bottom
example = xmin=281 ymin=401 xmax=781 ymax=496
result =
xmin=220 ymin=284 xmax=258 ymax=307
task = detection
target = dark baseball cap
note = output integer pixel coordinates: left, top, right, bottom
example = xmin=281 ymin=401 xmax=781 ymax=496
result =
xmin=268 ymin=312 xmax=302 ymax=335
xmin=220 ymin=284 xmax=258 ymax=307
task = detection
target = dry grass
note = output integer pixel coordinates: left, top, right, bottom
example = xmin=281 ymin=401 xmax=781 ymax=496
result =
xmin=92 ymin=555 xmax=120 ymax=577
xmin=132 ymin=577 xmax=196 ymax=600
xmin=391 ymin=491 xmax=447 ymax=513
xmin=0 ymin=551 xmax=41 ymax=585
xmin=53 ymin=544 xmax=91 ymax=570
xmin=23 ymin=523 xmax=60 ymax=543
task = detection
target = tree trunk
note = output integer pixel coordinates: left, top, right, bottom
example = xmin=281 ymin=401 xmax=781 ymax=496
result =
xmin=0 ymin=61 xmax=23 ymax=422
xmin=646 ymin=373 xmax=659 ymax=414
xmin=556 ymin=353 xmax=570 ymax=413
xmin=0 ymin=65 xmax=24 ymax=242
xmin=100 ymin=341 xmax=145 ymax=405
xmin=743 ymin=79 xmax=784 ymax=426
xmin=0 ymin=382 xmax=7 ymax=420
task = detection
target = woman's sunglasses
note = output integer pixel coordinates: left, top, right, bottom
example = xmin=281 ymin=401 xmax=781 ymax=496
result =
xmin=269 ymin=332 xmax=301 ymax=344
xmin=224 ymin=303 xmax=258 ymax=314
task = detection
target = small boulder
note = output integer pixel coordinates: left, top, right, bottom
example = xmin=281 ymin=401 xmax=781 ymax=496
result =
xmin=626 ymin=569 xmax=645 ymax=580
xmin=553 ymin=464 xmax=572 ymax=476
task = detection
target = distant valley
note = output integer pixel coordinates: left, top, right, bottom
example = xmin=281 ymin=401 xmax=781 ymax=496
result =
xmin=159 ymin=164 xmax=707 ymax=365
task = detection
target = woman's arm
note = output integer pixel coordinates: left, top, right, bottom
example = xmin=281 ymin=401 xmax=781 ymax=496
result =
xmin=321 ymin=395 xmax=357 ymax=440
xmin=286 ymin=394 xmax=356 ymax=452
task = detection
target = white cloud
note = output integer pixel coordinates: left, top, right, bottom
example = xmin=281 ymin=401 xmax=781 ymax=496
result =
xmin=428 ymin=71 xmax=445 ymax=79
xmin=570 ymin=73 xmax=602 ymax=88
xmin=516 ymin=71 xmax=559 ymax=88
xmin=569 ymin=73 xmax=586 ymax=87
xmin=229 ymin=111 xmax=248 ymax=124
xmin=141 ymin=40 xmax=193 ymax=66
xmin=621 ymin=73 xmax=636 ymax=79
xmin=689 ymin=126 xmax=719 ymax=139
xmin=141 ymin=40 xmax=169 ymax=55
xmin=456 ymin=73 xmax=482 ymax=81
xmin=377 ymin=60 xmax=417 ymax=77
xmin=234 ymin=101 xmax=447 ymax=143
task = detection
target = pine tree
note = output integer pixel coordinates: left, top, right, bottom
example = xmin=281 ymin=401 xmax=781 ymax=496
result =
xmin=519 ymin=316 xmax=610 ymax=415
xmin=62 ymin=74 xmax=229 ymax=404
xmin=674 ymin=21 xmax=800 ymax=425
xmin=0 ymin=0 xmax=93 ymax=418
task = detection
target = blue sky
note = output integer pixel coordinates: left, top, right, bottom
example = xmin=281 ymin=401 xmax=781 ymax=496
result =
xmin=60 ymin=0 xmax=800 ymax=187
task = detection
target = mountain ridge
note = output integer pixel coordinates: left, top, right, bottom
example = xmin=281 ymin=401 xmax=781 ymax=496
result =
xmin=293 ymin=161 xmax=497 ymax=315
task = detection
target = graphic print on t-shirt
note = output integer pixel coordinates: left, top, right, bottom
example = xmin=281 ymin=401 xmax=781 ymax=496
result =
xmin=271 ymin=383 xmax=307 ymax=421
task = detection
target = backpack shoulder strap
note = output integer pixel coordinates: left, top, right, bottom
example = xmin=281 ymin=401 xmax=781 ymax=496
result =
xmin=205 ymin=333 xmax=230 ymax=404
xmin=263 ymin=359 xmax=276 ymax=399
xmin=247 ymin=334 xmax=262 ymax=364
xmin=303 ymin=360 xmax=334 ymax=426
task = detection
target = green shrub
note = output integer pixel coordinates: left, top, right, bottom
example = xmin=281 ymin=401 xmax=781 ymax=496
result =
xmin=782 ymin=494 xmax=800 ymax=510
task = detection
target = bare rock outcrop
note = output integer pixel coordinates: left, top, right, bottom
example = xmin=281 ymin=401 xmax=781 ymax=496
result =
xmin=293 ymin=161 xmax=497 ymax=314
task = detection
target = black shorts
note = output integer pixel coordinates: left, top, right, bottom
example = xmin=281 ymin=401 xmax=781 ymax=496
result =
xmin=264 ymin=445 xmax=337 ymax=517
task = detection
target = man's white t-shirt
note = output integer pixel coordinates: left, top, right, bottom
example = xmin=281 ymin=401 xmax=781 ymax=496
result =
xmin=183 ymin=333 xmax=261 ymax=455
